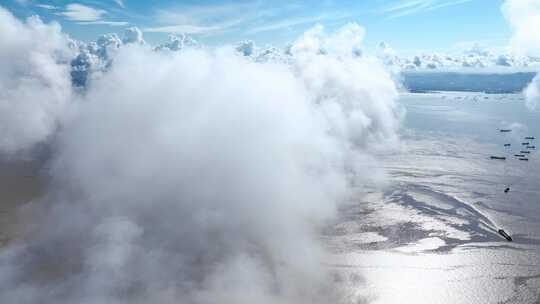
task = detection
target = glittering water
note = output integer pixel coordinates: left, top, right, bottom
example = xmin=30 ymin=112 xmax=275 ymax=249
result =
xmin=326 ymin=92 xmax=540 ymax=303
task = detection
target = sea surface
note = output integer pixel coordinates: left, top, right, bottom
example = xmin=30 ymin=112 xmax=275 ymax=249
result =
xmin=326 ymin=92 xmax=540 ymax=303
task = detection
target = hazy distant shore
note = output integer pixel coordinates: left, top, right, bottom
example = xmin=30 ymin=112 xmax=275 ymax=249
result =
xmin=402 ymin=72 xmax=536 ymax=94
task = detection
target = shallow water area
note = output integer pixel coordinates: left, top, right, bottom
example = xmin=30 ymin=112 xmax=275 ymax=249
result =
xmin=326 ymin=92 xmax=540 ymax=303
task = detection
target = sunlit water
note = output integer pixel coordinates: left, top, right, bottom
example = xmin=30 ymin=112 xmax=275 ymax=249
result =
xmin=326 ymin=92 xmax=540 ymax=303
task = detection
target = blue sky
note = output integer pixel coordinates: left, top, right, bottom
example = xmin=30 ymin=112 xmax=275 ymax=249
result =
xmin=3 ymin=0 xmax=510 ymax=54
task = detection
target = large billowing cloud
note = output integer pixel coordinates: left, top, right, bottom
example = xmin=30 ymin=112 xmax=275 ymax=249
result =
xmin=0 ymin=7 xmax=72 ymax=155
xmin=525 ymin=74 xmax=540 ymax=110
xmin=290 ymin=24 xmax=400 ymax=149
xmin=502 ymin=0 xmax=540 ymax=56
xmin=0 ymin=9 xmax=401 ymax=303
xmin=503 ymin=0 xmax=540 ymax=110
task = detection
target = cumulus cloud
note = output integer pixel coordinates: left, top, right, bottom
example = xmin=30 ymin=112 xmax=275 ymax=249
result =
xmin=0 ymin=11 xmax=401 ymax=304
xmin=70 ymin=27 xmax=147 ymax=87
xmin=290 ymin=24 xmax=400 ymax=148
xmin=291 ymin=23 xmax=365 ymax=58
xmin=377 ymin=42 xmax=399 ymax=67
xmin=235 ymin=40 xmax=255 ymax=56
xmin=525 ymin=74 xmax=540 ymax=110
xmin=154 ymin=34 xmax=198 ymax=51
xmin=122 ymin=27 xmax=144 ymax=44
xmin=503 ymin=0 xmax=540 ymax=110
xmin=391 ymin=49 xmax=540 ymax=72
xmin=502 ymin=0 xmax=540 ymax=56
xmin=0 ymin=7 xmax=72 ymax=155
xmin=378 ymin=38 xmax=540 ymax=73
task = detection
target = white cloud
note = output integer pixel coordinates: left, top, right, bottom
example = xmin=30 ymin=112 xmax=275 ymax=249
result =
xmin=154 ymin=3 xmax=256 ymax=25
xmin=35 ymin=4 xmax=57 ymax=10
xmin=383 ymin=0 xmax=431 ymax=13
xmin=0 ymin=18 xmax=401 ymax=304
xmin=380 ymin=46 xmax=540 ymax=72
xmin=144 ymin=16 xmax=244 ymax=35
xmin=146 ymin=5 xmax=251 ymax=35
xmin=0 ymin=7 xmax=72 ymax=154
xmin=426 ymin=0 xmax=472 ymax=11
xmin=525 ymin=74 xmax=540 ymax=110
xmin=247 ymin=16 xmax=323 ymax=34
xmin=77 ymin=20 xmax=129 ymax=26
xmin=382 ymin=0 xmax=473 ymax=18
xmin=147 ymin=3 xmax=348 ymax=38
xmin=60 ymin=3 xmax=106 ymax=22
xmin=143 ymin=24 xmax=222 ymax=34
xmin=58 ymin=3 xmax=129 ymax=26
xmin=503 ymin=0 xmax=540 ymax=110
xmin=290 ymin=23 xmax=366 ymax=58
xmin=114 ymin=0 xmax=124 ymax=8
xmin=245 ymin=13 xmax=350 ymax=35
xmin=502 ymin=0 xmax=540 ymax=56
xmin=122 ymin=26 xmax=144 ymax=44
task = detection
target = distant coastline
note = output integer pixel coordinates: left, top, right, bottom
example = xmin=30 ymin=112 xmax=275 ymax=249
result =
xmin=402 ymin=72 xmax=536 ymax=94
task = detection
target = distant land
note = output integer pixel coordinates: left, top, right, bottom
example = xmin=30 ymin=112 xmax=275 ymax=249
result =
xmin=402 ymin=72 xmax=536 ymax=94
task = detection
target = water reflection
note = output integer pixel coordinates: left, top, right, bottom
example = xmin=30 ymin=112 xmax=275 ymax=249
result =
xmin=326 ymin=92 xmax=540 ymax=303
